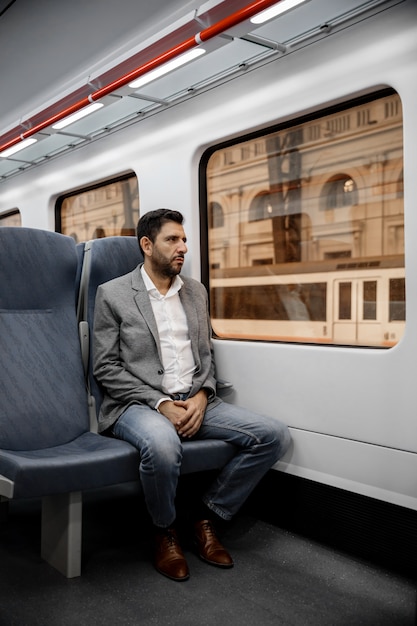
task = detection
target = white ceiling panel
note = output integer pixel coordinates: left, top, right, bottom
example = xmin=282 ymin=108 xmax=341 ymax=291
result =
xmin=0 ymin=0 xmax=400 ymax=180
xmin=131 ymin=38 xmax=269 ymax=102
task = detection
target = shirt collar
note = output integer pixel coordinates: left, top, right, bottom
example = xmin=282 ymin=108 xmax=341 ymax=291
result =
xmin=141 ymin=264 xmax=183 ymax=297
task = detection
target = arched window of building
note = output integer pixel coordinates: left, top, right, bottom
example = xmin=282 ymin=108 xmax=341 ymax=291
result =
xmin=321 ymin=175 xmax=358 ymax=209
xmin=209 ymin=202 xmax=224 ymax=228
xmin=249 ymin=192 xmax=274 ymax=222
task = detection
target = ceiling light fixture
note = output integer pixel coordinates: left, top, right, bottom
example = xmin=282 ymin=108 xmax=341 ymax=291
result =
xmin=52 ymin=102 xmax=104 ymax=130
xmin=128 ymin=47 xmax=206 ymax=90
xmin=251 ymin=0 xmax=309 ymax=24
xmin=0 ymin=137 xmax=37 ymax=158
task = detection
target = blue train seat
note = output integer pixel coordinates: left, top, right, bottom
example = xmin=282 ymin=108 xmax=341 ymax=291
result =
xmin=77 ymin=235 xmax=236 ymax=473
xmin=0 ymin=228 xmax=140 ymax=577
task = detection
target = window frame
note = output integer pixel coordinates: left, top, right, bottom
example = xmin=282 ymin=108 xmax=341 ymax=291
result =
xmin=199 ymin=88 xmax=404 ymax=348
xmin=55 ymin=172 xmax=139 ymax=242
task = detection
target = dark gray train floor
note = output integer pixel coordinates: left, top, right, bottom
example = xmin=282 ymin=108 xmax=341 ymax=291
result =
xmin=0 ymin=486 xmax=415 ymax=626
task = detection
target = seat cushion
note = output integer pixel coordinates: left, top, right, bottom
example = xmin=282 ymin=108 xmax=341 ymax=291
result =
xmin=0 ymin=433 xmax=140 ymax=498
xmin=0 ymin=434 xmax=236 ymax=499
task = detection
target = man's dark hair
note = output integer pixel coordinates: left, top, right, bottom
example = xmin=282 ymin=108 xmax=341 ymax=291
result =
xmin=136 ymin=209 xmax=184 ymax=255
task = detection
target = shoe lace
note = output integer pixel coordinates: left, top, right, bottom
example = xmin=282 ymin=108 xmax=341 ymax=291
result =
xmin=200 ymin=520 xmax=216 ymax=538
xmin=164 ymin=529 xmax=180 ymax=548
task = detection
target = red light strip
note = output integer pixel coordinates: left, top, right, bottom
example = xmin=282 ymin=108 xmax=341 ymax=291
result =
xmin=0 ymin=0 xmax=281 ymax=154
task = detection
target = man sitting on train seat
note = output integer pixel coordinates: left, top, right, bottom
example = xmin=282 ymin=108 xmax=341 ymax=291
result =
xmin=93 ymin=208 xmax=291 ymax=582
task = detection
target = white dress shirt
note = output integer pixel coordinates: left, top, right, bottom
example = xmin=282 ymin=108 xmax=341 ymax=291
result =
xmin=141 ymin=266 xmax=196 ymax=409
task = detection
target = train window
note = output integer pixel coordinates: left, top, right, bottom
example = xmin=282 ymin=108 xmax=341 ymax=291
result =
xmin=56 ymin=173 xmax=139 ymax=242
xmin=204 ymin=90 xmax=404 ymax=347
xmin=389 ymin=278 xmax=405 ymax=322
xmin=0 ymin=209 xmax=21 ymax=227
xmin=363 ymin=281 xmax=377 ymax=320
xmin=211 ymin=283 xmax=326 ymax=323
xmin=338 ymin=283 xmax=352 ymax=320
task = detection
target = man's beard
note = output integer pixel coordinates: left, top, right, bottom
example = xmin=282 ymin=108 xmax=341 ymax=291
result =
xmin=161 ymin=264 xmax=181 ymax=277
xmin=153 ymin=253 xmax=184 ymax=277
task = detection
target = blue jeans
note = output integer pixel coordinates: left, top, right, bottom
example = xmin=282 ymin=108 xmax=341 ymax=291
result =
xmin=113 ymin=399 xmax=291 ymax=527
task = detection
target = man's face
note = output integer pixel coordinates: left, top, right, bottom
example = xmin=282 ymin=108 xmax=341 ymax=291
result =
xmin=149 ymin=220 xmax=188 ymax=278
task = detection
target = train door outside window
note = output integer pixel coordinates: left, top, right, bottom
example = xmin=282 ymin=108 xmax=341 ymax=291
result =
xmin=333 ymin=278 xmax=382 ymax=345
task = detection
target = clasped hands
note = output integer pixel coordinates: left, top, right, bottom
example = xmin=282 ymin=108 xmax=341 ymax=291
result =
xmin=158 ymin=389 xmax=208 ymax=438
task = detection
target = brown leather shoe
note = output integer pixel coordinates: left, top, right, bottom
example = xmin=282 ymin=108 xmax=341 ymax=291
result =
xmin=154 ymin=528 xmax=190 ymax=581
xmin=194 ymin=520 xmax=234 ymax=568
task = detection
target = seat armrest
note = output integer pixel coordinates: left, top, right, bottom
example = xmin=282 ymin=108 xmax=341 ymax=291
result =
xmin=79 ymin=321 xmax=89 ymax=378
xmin=216 ymin=378 xmax=233 ymax=390
xmin=216 ymin=378 xmax=233 ymax=396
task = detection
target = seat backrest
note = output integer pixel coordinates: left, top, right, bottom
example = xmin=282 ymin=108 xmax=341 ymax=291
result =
xmin=77 ymin=236 xmax=143 ymax=418
xmin=0 ymin=228 xmax=89 ymax=451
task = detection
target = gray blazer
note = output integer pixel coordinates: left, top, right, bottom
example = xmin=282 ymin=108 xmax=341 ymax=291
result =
xmin=93 ymin=265 xmax=221 ymax=432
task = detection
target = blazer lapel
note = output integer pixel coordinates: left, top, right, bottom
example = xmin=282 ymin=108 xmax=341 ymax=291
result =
xmin=131 ymin=267 xmax=162 ymax=358
xmin=179 ymin=282 xmax=200 ymax=367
